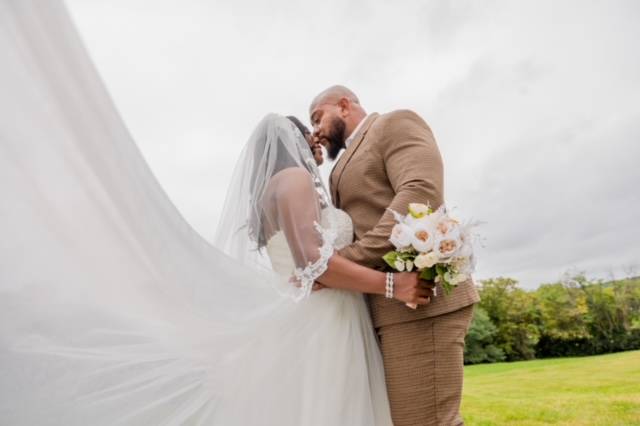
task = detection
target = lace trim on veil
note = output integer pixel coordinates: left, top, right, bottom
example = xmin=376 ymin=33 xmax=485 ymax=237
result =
xmin=291 ymin=221 xmax=337 ymax=301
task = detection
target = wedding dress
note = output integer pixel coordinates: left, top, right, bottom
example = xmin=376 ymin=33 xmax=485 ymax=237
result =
xmin=0 ymin=1 xmax=392 ymax=424
xmin=266 ymin=208 xmax=354 ymax=279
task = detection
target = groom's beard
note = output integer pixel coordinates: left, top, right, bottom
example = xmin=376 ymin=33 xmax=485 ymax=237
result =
xmin=326 ymin=117 xmax=346 ymax=161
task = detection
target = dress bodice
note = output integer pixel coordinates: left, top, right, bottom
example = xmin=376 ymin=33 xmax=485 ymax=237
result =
xmin=266 ymin=208 xmax=354 ymax=278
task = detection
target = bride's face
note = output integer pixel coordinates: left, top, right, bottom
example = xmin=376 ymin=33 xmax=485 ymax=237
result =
xmin=304 ymin=132 xmax=324 ymax=166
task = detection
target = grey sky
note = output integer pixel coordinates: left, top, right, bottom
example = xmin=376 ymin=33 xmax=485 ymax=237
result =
xmin=65 ymin=0 xmax=640 ymax=288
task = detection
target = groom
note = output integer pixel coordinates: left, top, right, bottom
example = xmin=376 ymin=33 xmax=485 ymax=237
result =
xmin=309 ymin=86 xmax=480 ymax=426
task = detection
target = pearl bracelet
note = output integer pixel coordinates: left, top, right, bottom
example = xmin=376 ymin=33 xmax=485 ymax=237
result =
xmin=385 ymin=272 xmax=394 ymax=299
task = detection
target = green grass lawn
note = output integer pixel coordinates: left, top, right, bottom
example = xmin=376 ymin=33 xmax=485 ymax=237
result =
xmin=462 ymin=350 xmax=640 ymax=425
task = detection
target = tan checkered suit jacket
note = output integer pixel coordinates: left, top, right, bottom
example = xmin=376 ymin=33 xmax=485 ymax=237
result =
xmin=333 ymin=110 xmax=480 ymax=329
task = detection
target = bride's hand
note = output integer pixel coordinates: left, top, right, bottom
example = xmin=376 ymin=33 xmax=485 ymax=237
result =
xmin=312 ymin=282 xmax=326 ymax=291
xmin=393 ymin=273 xmax=434 ymax=306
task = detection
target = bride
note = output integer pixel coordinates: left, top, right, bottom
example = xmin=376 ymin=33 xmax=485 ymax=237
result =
xmin=0 ymin=2 xmax=430 ymax=425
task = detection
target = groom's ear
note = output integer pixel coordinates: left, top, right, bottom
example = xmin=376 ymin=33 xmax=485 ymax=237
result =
xmin=338 ymin=97 xmax=350 ymax=117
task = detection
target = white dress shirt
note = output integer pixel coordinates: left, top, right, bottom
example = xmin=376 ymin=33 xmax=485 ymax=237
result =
xmin=344 ymin=114 xmax=370 ymax=149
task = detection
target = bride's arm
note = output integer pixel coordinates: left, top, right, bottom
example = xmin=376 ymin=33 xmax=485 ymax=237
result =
xmin=318 ymin=254 xmax=432 ymax=305
xmin=268 ymin=167 xmax=432 ymax=306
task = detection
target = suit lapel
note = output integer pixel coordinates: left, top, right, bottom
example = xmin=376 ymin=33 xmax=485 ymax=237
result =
xmin=330 ymin=113 xmax=379 ymax=207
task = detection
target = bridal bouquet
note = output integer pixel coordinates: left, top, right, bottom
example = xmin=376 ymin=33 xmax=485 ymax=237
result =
xmin=383 ymin=203 xmax=477 ymax=296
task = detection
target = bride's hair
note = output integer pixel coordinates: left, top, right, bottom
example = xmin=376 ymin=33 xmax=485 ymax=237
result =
xmin=287 ymin=116 xmax=319 ymax=158
xmin=247 ymin=115 xmax=314 ymax=249
xmin=286 ymin=116 xmax=311 ymax=139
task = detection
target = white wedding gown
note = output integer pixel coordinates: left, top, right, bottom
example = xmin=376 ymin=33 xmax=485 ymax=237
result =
xmin=260 ymin=208 xmax=393 ymax=426
xmin=0 ymin=1 xmax=393 ymax=425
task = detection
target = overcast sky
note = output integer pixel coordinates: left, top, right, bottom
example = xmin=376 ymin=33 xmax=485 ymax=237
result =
xmin=65 ymin=0 xmax=640 ymax=288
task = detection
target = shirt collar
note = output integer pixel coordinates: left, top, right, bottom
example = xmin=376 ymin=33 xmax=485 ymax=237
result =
xmin=344 ymin=114 xmax=370 ymax=148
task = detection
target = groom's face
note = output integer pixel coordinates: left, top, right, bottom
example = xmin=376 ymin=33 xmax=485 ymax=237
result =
xmin=310 ymin=105 xmax=346 ymax=161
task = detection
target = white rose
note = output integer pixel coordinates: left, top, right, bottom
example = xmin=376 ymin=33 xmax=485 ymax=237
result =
xmin=409 ymin=222 xmax=436 ymax=253
xmin=408 ymin=203 xmax=431 ymax=219
xmin=389 ymin=223 xmax=413 ymax=249
xmin=410 ymin=209 xmax=437 ymax=227
xmin=394 ymin=259 xmax=406 ymax=271
xmin=435 ymin=217 xmax=461 ymax=240
xmin=434 ymin=236 xmax=462 ymax=259
xmin=414 ymin=252 xmax=439 ymax=269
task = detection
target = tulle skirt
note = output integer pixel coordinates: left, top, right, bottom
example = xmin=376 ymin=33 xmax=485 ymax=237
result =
xmin=1 ymin=284 xmax=392 ymax=425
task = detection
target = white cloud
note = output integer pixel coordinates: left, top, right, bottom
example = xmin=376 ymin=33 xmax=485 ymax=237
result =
xmin=66 ymin=0 xmax=640 ymax=288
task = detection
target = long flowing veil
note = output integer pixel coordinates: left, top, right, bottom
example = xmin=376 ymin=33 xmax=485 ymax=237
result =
xmin=0 ymin=2 xmax=391 ymax=425
xmin=0 ymin=0 xmax=283 ymax=421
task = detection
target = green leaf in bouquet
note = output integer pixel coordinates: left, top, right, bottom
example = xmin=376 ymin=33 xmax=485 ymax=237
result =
xmin=399 ymin=247 xmax=417 ymax=255
xmin=383 ymin=251 xmax=399 ymax=269
xmin=419 ymin=267 xmax=436 ymax=281
xmin=398 ymin=251 xmax=417 ymax=261
xmin=433 ymin=264 xmax=453 ymax=294
xmin=441 ymin=280 xmax=455 ymax=295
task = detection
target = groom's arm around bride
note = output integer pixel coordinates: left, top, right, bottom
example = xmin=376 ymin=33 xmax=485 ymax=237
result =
xmin=310 ymin=86 xmax=480 ymax=426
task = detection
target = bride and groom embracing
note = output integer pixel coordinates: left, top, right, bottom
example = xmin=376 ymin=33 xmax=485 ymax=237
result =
xmin=0 ymin=2 xmax=478 ymax=424
xmin=215 ymin=85 xmax=480 ymax=426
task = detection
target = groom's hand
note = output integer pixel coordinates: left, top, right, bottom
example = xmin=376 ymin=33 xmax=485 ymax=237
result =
xmin=393 ymin=273 xmax=434 ymax=306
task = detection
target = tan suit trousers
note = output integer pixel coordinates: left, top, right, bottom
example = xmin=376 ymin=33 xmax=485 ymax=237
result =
xmin=377 ymin=305 xmax=474 ymax=426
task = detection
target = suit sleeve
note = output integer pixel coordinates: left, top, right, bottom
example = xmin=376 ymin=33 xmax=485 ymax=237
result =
xmin=338 ymin=110 xmax=444 ymax=269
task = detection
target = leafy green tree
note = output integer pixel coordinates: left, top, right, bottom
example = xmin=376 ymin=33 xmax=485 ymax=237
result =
xmin=464 ymin=307 xmax=506 ymax=364
xmin=468 ymin=275 xmax=640 ymax=364
xmin=578 ymin=276 xmax=640 ymax=352
xmin=535 ymin=281 xmax=591 ymax=357
xmin=477 ymin=278 xmax=540 ymax=361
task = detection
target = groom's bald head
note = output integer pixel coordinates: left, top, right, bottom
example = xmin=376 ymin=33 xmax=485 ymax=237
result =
xmin=309 ymin=85 xmax=361 ymax=112
xmin=309 ymin=85 xmax=367 ymax=160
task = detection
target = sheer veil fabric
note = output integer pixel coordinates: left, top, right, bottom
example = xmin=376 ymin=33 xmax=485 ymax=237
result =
xmin=214 ymin=112 xmax=339 ymax=300
xmin=0 ymin=1 xmax=392 ymax=425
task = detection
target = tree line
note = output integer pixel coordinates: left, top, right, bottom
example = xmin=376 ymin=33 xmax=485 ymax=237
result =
xmin=464 ymin=275 xmax=640 ymax=364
